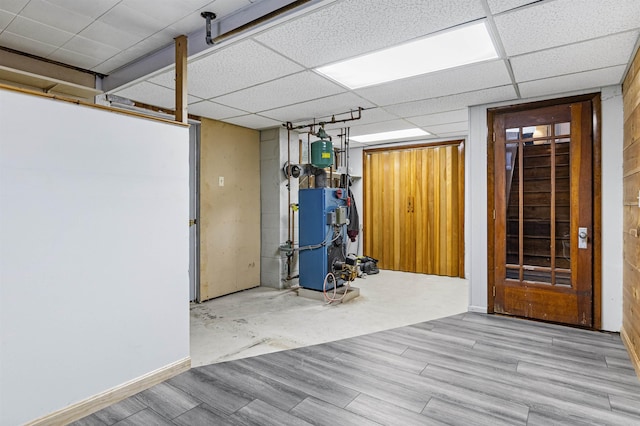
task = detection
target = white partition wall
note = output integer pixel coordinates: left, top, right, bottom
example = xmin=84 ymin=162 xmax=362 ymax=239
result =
xmin=0 ymin=89 xmax=190 ymax=425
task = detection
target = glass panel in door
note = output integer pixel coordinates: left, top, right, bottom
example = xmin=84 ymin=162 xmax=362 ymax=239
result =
xmin=503 ymin=121 xmax=571 ymax=286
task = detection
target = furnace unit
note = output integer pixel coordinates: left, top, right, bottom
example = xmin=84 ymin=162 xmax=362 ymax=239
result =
xmin=298 ymin=187 xmax=348 ymax=291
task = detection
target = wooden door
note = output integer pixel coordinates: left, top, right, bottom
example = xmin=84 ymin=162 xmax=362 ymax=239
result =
xmin=363 ymin=142 xmax=464 ymax=276
xmin=493 ymin=102 xmax=593 ymax=326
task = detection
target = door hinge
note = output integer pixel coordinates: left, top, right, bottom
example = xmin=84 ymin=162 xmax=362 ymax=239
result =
xmin=189 ymin=219 xmax=197 ymax=226
xmin=493 ymin=209 xmax=496 ymax=220
xmin=493 ymin=286 xmax=496 ymax=297
xmin=492 ymin=133 xmax=496 ymax=142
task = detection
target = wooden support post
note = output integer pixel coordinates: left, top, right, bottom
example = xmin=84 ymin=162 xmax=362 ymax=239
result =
xmin=174 ymin=35 xmax=188 ymax=124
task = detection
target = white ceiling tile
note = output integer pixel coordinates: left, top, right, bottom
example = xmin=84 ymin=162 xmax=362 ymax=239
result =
xmin=486 ymin=0 xmax=540 ymax=14
xmin=348 ymin=107 xmax=400 ymax=126
xmin=6 ymin=16 xmax=74 ymax=46
xmin=91 ymin=59 xmax=120 ymax=75
xmin=166 ymin=13 xmax=204 ymax=36
xmin=188 ymin=100 xmax=246 ymax=120
xmin=0 ymin=30 xmax=59 ymax=57
xmin=61 ymin=36 xmax=121 ymax=61
xmin=170 ymin=39 xmax=304 ymax=99
xmin=199 ymin=0 xmax=251 ymax=17
xmin=20 ymin=0 xmax=94 ymax=33
xmin=44 ymin=0 xmax=121 ymax=19
xmin=511 ymin=31 xmax=639 ymax=82
xmin=166 ymin=0 xmax=252 ymax=35
xmin=99 ymin=4 xmax=167 ymax=39
xmin=78 ymin=20 xmax=140 ymax=51
xmin=212 ymin=71 xmax=346 ymax=112
xmin=406 ymin=109 xmax=468 ymax=126
xmin=495 ymin=0 xmax=640 ymax=56
xmin=92 ymin=52 xmax=147 ymax=74
xmin=113 ymin=81 xmax=200 ymax=109
xmin=384 ymin=85 xmax=518 ymax=117
xmin=0 ymin=9 xmax=16 ymax=30
xmin=359 ymin=133 xmax=435 ymax=146
xmin=0 ymin=0 xmax=29 ymax=14
xmin=125 ymin=33 xmax=172 ymax=56
xmin=355 ymin=60 xmax=512 ymax=107
xmin=518 ymin=65 xmax=628 ymax=98
xmin=47 ymin=48 xmax=104 ymax=69
xmin=255 ymin=0 xmax=486 ymax=68
xmin=320 ymin=107 xmax=401 ymax=136
xmin=260 ymin=92 xmax=375 ymax=124
xmin=348 ymin=119 xmax=415 ymax=137
xmin=121 ymin=0 xmax=197 ymax=23
xmin=169 ymin=0 xmax=251 ymax=34
xmin=96 ymin=34 xmax=173 ymax=74
xmin=433 ymin=131 xmax=468 ymax=139
xmin=223 ymin=114 xmax=282 ymax=130
xmin=147 ymin=70 xmax=174 ymax=88
xmin=423 ymin=121 xmax=468 ymax=135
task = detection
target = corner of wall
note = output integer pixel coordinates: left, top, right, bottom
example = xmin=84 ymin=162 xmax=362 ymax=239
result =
xmin=259 ymin=127 xmax=300 ymax=289
xmin=600 ymin=85 xmax=624 ymax=331
xmin=467 ymin=105 xmax=489 ymax=313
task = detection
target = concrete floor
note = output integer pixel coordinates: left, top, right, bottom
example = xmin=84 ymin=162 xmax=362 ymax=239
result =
xmin=190 ymin=270 xmax=468 ymax=367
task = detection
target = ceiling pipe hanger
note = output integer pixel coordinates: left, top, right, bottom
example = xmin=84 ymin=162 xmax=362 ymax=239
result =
xmin=200 ymin=11 xmax=217 ymax=45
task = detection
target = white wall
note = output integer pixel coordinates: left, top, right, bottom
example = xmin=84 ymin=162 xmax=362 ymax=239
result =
xmin=467 ymin=86 xmax=624 ymax=331
xmin=466 ymin=107 xmax=489 ymax=313
xmin=260 ymin=127 xmax=299 ymax=288
xmin=0 ymin=90 xmax=190 ymax=424
xmin=600 ymin=85 xmax=624 ymax=331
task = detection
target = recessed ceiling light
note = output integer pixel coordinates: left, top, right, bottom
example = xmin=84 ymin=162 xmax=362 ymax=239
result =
xmin=316 ymin=22 xmax=498 ymax=89
xmin=351 ymin=128 xmax=429 ymax=143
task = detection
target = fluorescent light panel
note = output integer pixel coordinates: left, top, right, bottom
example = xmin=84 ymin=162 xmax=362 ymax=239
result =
xmin=316 ymin=22 xmax=498 ymax=89
xmin=351 ymin=128 xmax=429 ymax=143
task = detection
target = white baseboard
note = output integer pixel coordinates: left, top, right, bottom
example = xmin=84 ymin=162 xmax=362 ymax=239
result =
xmin=26 ymin=357 xmax=191 ymax=426
xmin=468 ymin=305 xmax=488 ymax=313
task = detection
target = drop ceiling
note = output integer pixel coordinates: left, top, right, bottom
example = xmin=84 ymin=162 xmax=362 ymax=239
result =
xmin=1 ymin=0 xmax=639 ymax=146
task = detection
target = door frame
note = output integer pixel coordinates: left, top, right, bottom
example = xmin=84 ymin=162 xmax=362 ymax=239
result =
xmin=487 ymin=93 xmax=602 ymax=329
xmin=189 ymin=122 xmax=201 ymax=302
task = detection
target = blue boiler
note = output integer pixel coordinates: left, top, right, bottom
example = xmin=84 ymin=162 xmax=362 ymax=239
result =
xmin=298 ymin=188 xmax=348 ymax=291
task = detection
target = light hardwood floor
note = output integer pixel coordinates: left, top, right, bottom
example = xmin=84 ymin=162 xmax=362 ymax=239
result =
xmin=72 ymin=313 xmax=640 ymax=425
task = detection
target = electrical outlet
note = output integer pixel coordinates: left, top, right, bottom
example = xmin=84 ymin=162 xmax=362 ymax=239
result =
xmin=219 ymin=176 xmax=224 ymax=187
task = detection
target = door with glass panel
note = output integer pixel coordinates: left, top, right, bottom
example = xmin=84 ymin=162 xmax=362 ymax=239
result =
xmin=493 ymin=102 xmax=593 ymax=327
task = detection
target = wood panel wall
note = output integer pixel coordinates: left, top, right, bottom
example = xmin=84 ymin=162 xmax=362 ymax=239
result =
xmin=363 ymin=142 xmax=464 ymax=277
xmin=622 ymin=47 xmax=640 ymax=378
xmin=199 ymin=118 xmax=260 ymax=301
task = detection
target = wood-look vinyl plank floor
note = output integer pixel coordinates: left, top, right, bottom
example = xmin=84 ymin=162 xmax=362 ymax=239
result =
xmin=72 ymin=313 xmax=640 ymax=426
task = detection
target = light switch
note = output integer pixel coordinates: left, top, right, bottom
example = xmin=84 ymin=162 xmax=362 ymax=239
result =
xmin=219 ymin=176 xmax=224 ymax=187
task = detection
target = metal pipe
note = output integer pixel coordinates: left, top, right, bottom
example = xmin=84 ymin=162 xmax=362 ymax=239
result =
xmin=200 ymin=12 xmax=217 ymax=45
xmin=214 ymin=0 xmax=313 ymax=44
xmin=286 ymin=127 xmax=292 ymax=279
xmin=285 ymin=107 xmax=364 ymax=132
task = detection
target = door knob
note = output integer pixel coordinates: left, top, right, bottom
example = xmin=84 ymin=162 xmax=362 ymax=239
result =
xmin=578 ymin=227 xmax=588 ymax=249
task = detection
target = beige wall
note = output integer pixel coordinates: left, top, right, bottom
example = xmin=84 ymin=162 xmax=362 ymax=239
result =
xmin=199 ymin=118 xmax=260 ymax=301
xmin=622 ymin=47 xmax=640 ymax=377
